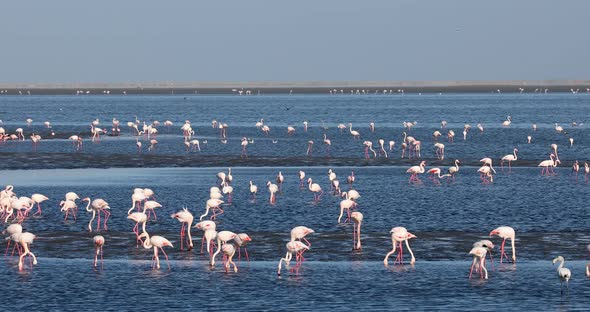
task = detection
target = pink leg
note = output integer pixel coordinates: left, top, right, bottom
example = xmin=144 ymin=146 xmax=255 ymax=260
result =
xmin=160 ymin=247 xmax=171 ymax=270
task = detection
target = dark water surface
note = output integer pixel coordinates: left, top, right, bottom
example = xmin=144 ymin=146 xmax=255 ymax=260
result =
xmin=1 ymin=94 xmax=590 ymax=310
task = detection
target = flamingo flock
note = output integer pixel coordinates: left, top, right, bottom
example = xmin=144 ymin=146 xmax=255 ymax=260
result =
xmin=0 ymin=114 xmax=589 ymax=296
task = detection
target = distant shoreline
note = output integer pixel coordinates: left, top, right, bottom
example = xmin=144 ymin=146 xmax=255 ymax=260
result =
xmin=0 ymin=80 xmax=589 ymax=95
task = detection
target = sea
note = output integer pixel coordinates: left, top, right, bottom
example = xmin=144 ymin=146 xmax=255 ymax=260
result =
xmin=0 ymin=93 xmax=589 ymax=310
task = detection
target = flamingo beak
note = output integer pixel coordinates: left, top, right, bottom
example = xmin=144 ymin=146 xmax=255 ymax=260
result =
xmin=489 ymin=230 xmax=498 ymax=237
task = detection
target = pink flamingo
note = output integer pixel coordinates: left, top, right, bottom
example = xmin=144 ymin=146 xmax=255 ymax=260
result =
xmin=489 ymin=226 xmax=516 ymax=263
xmin=306 ymin=140 xmax=314 ymax=156
xmin=139 ymin=232 xmax=173 ymax=270
xmin=127 ymin=212 xmax=147 ymax=247
xmin=383 ymin=227 xmax=417 ymax=266
xmin=501 ymin=148 xmax=518 ymax=172
xmin=18 ymin=232 xmax=37 ymax=271
xmin=277 ymin=240 xmax=309 ymax=275
xmin=222 ymin=244 xmax=238 ymax=273
xmin=307 ymin=178 xmax=323 ymax=201
xmin=538 ymin=154 xmax=559 ymax=175
xmin=406 ymin=161 xmax=426 ymax=183
xmin=200 ymin=198 xmax=225 ymax=220
xmin=234 ymin=233 xmax=252 ymax=262
xmin=171 ymin=208 xmax=194 ymax=251
xmin=468 ymin=246 xmax=488 ymax=279
xmin=83 ymin=197 xmax=110 ymax=232
xmin=338 ymin=194 xmax=357 ymax=223
xmin=351 ymin=211 xmax=363 ymax=251
xmin=193 ymin=220 xmax=217 ymax=254
xmin=267 ymin=181 xmax=278 ymax=204
xmin=93 ymin=235 xmax=105 ymax=269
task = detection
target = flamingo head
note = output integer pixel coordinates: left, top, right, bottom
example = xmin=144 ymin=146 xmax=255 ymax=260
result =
xmin=407 ymin=232 xmax=417 ymax=239
xmin=307 ymin=178 xmax=312 ymax=183
xmin=489 ymin=229 xmax=499 ymax=237
xmin=82 ymin=197 xmax=90 ymax=202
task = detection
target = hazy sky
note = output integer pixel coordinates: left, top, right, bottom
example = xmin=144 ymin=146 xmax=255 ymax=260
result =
xmin=1 ymin=0 xmax=589 ymax=83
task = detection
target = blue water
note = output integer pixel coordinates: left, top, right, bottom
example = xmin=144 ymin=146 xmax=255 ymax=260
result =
xmin=1 ymin=94 xmax=590 ymax=310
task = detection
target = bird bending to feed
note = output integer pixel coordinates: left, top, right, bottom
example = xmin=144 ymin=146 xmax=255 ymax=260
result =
xmin=18 ymin=232 xmax=38 ymax=271
xmin=469 ymin=246 xmax=488 ymax=279
xmin=489 ymin=226 xmax=516 ymax=263
xmin=351 ymin=211 xmax=363 ymax=250
xmin=552 ymin=256 xmax=571 ymax=293
xmin=93 ymin=235 xmax=105 ymax=269
xmin=139 ymin=232 xmax=173 ymax=270
xmin=277 ymin=240 xmax=309 ymax=275
xmin=383 ymin=227 xmax=416 ymax=266
xmin=171 ymin=208 xmax=194 ymax=251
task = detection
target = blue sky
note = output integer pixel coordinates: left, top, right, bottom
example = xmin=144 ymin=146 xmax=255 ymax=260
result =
xmin=1 ymin=0 xmax=588 ymax=83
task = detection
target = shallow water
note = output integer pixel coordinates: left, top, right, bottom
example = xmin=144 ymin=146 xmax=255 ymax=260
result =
xmin=0 ymin=94 xmax=588 ymax=169
xmin=1 ymin=94 xmax=590 ymax=310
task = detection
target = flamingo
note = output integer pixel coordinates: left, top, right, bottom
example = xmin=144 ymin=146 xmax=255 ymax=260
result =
xmin=128 ymin=190 xmax=147 ymax=214
xmin=473 ymin=239 xmax=495 ymax=270
xmin=538 ymin=154 xmax=560 ymax=175
xmin=30 ymin=193 xmax=48 ymax=216
xmin=434 ymin=143 xmax=445 ymax=160
xmin=276 ymin=171 xmax=284 ymax=191
xmin=138 ymin=232 xmax=173 ymax=270
xmin=267 ymin=181 xmax=279 ymax=204
xmin=584 ymin=162 xmax=589 ymax=182
xmin=383 ymin=227 xmax=417 ymax=266
xmin=447 ymin=160 xmax=460 ymax=179
xmin=210 ymin=230 xmax=237 ymax=266
xmin=447 ymin=130 xmax=455 ymax=143
xmin=527 ymin=135 xmax=532 ymax=144
xmin=349 ymin=123 xmax=360 ymax=139
xmin=501 ymin=148 xmax=518 ymax=172
xmin=389 ymin=140 xmax=395 ymax=151
xmin=299 ymin=171 xmax=306 ymax=189
xmin=241 ymin=137 xmax=248 ymax=158
xmin=3 ymin=223 xmax=22 ymax=256
xmin=83 ymin=197 xmax=110 ymax=232
xmin=433 ymin=130 xmax=441 ymax=141
xmin=572 ymin=160 xmax=580 ymax=178
xmin=552 ymin=256 xmax=571 ymax=293
xmin=347 ymin=171 xmax=355 ymax=187
xmin=369 ymin=122 xmax=375 ymax=132
xmin=323 ymin=134 xmax=331 ymax=156
xmin=249 ymin=181 xmax=258 ymax=201
xmin=60 ymin=200 xmax=78 ymax=221
xmin=18 ymin=232 xmax=37 ymax=271
xmin=502 ymin=116 xmax=512 ymax=127
xmin=306 ymin=140 xmax=314 ymax=156
xmin=338 ymin=194 xmax=357 ymax=223
xmin=193 ymin=220 xmax=217 ymax=254
xmin=478 ymin=165 xmax=495 ymax=183
xmin=287 ymin=126 xmax=295 ymax=135
xmin=93 ymin=235 xmax=105 ymax=269
xmin=363 ymin=141 xmax=376 ymax=159
xmin=127 ymin=212 xmax=148 ymax=247
xmin=351 ymin=211 xmax=363 ymax=250
xmin=221 ymin=181 xmax=234 ymax=204
xmin=171 ymin=208 xmax=194 ymax=251
xmin=222 ymin=244 xmax=238 ymax=273
xmin=489 ymin=226 xmax=516 ymax=263
xmin=291 ymin=226 xmax=314 ymax=248
xmin=468 ymin=246 xmax=488 ymax=279
xmin=234 ymin=233 xmax=252 ymax=262
xmin=307 ymin=178 xmax=323 ymax=201
xmin=143 ymin=200 xmax=162 ymax=220
xmin=480 ymin=157 xmax=497 ymax=174
xmin=406 ymin=161 xmax=426 ymax=183
xmin=277 ymin=240 xmax=309 ymax=275
xmin=200 ymin=198 xmax=224 ymax=220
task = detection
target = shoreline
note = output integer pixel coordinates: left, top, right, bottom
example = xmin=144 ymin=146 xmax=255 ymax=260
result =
xmin=0 ymin=79 xmax=589 ymax=95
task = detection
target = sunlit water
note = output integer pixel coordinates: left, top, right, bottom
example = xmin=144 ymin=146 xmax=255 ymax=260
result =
xmin=1 ymin=94 xmax=589 ymax=310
